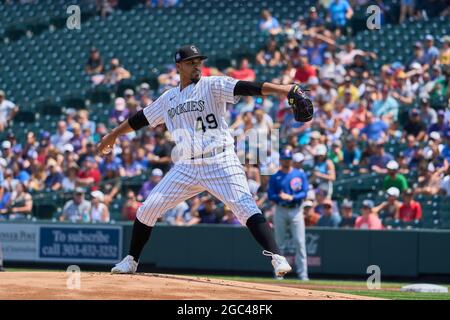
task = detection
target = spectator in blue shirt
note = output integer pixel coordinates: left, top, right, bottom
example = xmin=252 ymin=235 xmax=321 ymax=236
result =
xmin=0 ymin=185 xmax=11 ymax=213
xmin=359 ymin=113 xmax=388 ymax=142
xmin=442 ymin=131 xmax=450 ymax=163
xmin=306 ymin=36 xmax=328 ymax=66
xmin=259 ymin=9 xmax=282 ymax=35
xmin=327 ymin=0 xmax=353 ymax=32
xmin=281 ymin=106 xmax=312 ymax=145
xmin=406 ymin=42 xmax=427 ymax=69
xmin=369 ymin=141 xmax=394 ymax=174
xmin=403 ymin=134 xmax=418 ymax=164
xmin=197 ymin=197 xmax=220 ymax=224
xmin=12 ymin=162 xmax=30 ymax=185
xmin=99 ymin=151 xmax=122 ymax=175
xmin=147 ymin=0 xmax=180 ymax=8
xmin=221 ymin=206 xmax=241 ymax=225
xmin=423 ymin=35 xmax=440 ymax=65
xmin=343 ymin=137 xmax=361 ymax=166
xmin=305 ymin=6 xmax=325 ymax=31
xmin=317 ymin=198 xmax=342 ymax=227
xmin=372 ymin=87 xmax=400 ymax=122
xmin=45 ymin=164 xmax=64 ymax=191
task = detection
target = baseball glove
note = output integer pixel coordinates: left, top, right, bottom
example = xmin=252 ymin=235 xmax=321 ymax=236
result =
xmin=287 ymin=84 xmax=314 ymax=122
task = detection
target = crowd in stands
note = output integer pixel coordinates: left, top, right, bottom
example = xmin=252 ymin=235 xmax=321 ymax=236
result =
xmin=0 ymin=2 xmax=449 ymax=231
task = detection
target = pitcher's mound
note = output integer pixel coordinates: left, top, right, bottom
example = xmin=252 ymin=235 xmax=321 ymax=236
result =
xmin=0 ymin=272 xmax=378 ymax=300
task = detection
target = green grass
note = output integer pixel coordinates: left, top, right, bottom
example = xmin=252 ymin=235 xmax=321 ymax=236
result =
xmin=200 ymin=275 xmax=420 ymax=288
xmin=327 ymin=289 xmax=450 ymax=300
xmin=196 ymin=275 xmax=450 ymax=300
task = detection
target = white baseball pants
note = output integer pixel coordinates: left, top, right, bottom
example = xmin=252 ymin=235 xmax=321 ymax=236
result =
xmin=136 ymin=150 xmax=261 ymax=226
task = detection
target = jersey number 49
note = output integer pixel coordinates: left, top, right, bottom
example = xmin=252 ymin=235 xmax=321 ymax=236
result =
xmin=196 ymin=113 xmax=218 ymax=132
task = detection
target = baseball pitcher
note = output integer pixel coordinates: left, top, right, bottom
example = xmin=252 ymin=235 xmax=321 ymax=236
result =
xmin=97 ymin=45 xmax=313 ymax=277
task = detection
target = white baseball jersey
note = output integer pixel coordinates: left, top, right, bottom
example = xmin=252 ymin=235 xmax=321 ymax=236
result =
xmin=136 ymin=76 xmax=261 ymax=226
xmin=143 ymin=76 xmax=239 ymax=161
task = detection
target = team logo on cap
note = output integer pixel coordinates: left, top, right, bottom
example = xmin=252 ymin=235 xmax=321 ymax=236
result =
xmin=190 ymin=46 xmax=198 ymax=53
xmin=176 ymin=53 xmax=181 ymax=61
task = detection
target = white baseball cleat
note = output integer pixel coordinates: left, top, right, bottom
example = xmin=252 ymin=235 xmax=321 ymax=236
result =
xmin=263 ymin=250 xmax=292 ymax=277
xmin=111 ymin=255 xmax=138 ymax=274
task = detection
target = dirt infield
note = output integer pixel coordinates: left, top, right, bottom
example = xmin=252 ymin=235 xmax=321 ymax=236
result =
xmin=0 ymin=272 xmax=381 ymax=300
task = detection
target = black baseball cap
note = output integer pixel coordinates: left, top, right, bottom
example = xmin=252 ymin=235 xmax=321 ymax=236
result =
xmin=174 ymin=45 xmax=207 ymax=63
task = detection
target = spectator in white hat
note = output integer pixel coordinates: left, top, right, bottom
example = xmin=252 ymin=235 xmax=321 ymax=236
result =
xmin=383 ymin=160 xmax=409 ymax=192
xmin=303 ymin=130 xmax=321 ymax=166
xmin=302 ymin=200 xmax=320 ymax=227
xmin=292 ymin=152 xmax=305 ymax=170
xmin=124 ymin=88 xmax=135 ymax=100
xmin=373 ymin=187 xmax=402 ymax=225
xmin=90 ymin=190 xmax=110 ymax=223
xmin=109 ymin=97 xmax=130 ymax=126
xmin=1 ymin=140 xmax=12 ymax=161
xmin=423 ymin=131 xmax=444 ymax=159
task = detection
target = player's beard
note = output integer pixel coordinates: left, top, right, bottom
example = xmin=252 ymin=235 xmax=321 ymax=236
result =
xmin=191 ymin=70 xmax=201 ymax=84
xmin=191 ymin=76 xmax=200 ymax=84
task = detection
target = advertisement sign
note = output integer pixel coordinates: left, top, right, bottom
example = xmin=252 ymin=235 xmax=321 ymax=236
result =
xmin=0 ymin=223 xmax=122 ymax=264
xmin=0 ymin=223 xmax=39 ymax=261
xmin=39 ymin=225 xmax=122 ymax=264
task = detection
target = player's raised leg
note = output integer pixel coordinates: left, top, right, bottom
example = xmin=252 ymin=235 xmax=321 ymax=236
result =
xmin=198 ymin=152 xmax=292 ymax=277
xmin=112 ymin=165 xmax=203 ymax=274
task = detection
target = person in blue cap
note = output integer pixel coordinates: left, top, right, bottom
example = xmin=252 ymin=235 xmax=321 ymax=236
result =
xmin=268 ymin=148 xmax=309 ymax=280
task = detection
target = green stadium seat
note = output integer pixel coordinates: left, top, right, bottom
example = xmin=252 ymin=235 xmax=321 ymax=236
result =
xmin=33 ymin=203 xmax=58 ymax=220
xmin=14 ymin=111 xmax=35 ymax=123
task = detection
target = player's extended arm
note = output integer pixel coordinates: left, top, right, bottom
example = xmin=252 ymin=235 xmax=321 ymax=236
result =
xmin=234 ymin=81 xmax=314 ymax=122
xmin=97 ymin=110 xmax=149 ymax=155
